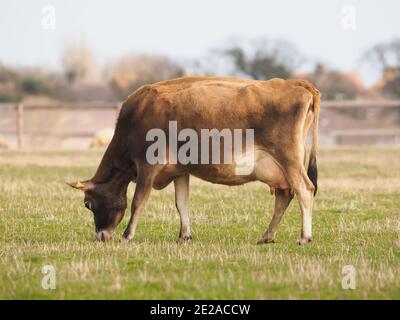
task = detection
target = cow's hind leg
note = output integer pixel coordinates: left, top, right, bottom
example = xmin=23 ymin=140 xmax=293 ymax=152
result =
xmin=122 ymin=165 xmax=160 ymax=241
xmin=257 ymin=189 xmax=293 ymax=244
xmin=174 ymin=174 xmax=191 ymax=243
xmin=288 ymin=167 xmax=315 ymax=245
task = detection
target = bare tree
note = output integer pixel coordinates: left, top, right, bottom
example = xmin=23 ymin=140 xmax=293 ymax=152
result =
xmin=61 ymin=40 xmax=95 ymax=84
xmin=105 ymin=53 xmax=184 ymax=98
xmin=363 ymin=38 xmax=400 ymax=97
xmin=364 ymin=43 xmax=390 ymax=70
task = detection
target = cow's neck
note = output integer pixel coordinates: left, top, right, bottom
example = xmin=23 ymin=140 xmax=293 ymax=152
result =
xmin=91 ymin=138 xmax=134 ymax=190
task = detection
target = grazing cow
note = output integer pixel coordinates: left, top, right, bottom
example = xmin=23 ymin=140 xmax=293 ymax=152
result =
xmin=68 ymin=76 xmax=320 ymax=245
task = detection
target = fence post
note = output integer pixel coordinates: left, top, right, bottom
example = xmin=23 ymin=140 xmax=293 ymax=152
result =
xmin=17 ymin=103 xmax=24 ymax=149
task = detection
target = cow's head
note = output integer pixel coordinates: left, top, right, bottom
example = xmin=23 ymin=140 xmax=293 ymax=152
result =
xmin=67 ymin=180 xmax=127 ymax=241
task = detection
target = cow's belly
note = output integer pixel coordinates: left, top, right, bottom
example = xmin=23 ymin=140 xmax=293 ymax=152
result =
xmin=188 ymin=164 xmax=255 ymax=186
xmin=151 ymin=150 xmax=290 ymax=189
xmin=186 ymin=150 xmax=290 ymax=189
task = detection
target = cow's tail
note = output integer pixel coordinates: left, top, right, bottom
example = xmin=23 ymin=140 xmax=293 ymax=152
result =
xmin=307 ymin=89 xmax=320 ymax=196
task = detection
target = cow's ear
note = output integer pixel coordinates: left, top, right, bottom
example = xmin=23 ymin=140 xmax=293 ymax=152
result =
xmin=66 ymin=180 xmax=94 ymax=191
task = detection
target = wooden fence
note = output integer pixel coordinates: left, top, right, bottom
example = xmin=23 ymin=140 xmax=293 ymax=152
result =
xmin=0 ymin=102 xmax=121 ymax=148
xmin=1 ymin=100 xmax=400 ymax=148
xmin=321 ymin=100 xmax=400 ymax=145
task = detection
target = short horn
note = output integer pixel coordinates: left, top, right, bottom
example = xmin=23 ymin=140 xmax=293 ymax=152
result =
xmin=66 ymin=180 xmax=94 ymax=190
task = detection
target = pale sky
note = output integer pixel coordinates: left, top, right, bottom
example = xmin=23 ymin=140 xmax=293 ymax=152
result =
xmin=0 ymin=0 xmax=399 ymax=85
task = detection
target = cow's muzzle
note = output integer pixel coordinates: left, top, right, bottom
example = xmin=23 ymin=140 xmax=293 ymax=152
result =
xmin=95 ymin=230 xmax=114 ymax=242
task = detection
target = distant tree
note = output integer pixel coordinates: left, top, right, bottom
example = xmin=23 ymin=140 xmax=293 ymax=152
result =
xmin=0 ymin=64 xmax=20 ymax=102
xmin=105 ymin=54 xmax=184 ymax=98
xmin=302 ymin=64 xmax=365 ymax=100
xmin=0 ymin=62 xmax=78 ymax=102
xmin=20 ymin=77 xmax=47 ymax=95
xmin=363 ymin=38 xmax=400 ymax=98
xmin=222 ymin=38 xmax=303 ymax=80
xmin=0 ymin=93 xmax=19 ymax=103
xmin=364 ymin=39 xmax=400 ymax=70
xmin=61 ymin=40 xmax=95 ymax=84
xmin=0 ymin=64 xmax=18 ymax=83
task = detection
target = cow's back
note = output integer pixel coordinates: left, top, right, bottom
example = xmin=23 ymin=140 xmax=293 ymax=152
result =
xmin=120 ymin=77 xmax=309 ymax=129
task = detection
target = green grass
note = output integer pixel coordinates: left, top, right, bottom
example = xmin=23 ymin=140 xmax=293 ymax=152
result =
xmin=0 ymin=147 xmax=399 ymax=299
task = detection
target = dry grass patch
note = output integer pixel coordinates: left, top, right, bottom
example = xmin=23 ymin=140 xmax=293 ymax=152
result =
xmin=0 ymin=147 xmax=399 ymax=299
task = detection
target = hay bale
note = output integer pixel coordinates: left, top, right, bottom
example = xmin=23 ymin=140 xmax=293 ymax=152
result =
xmin=89 ymin=129 xmax=114 ymax=149
xmin=0 ymin=136 xmax=8 ymax=149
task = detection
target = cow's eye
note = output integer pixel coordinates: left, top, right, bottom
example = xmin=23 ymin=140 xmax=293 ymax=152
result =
xmin=84 ymin=200 xmax=92 ymax=210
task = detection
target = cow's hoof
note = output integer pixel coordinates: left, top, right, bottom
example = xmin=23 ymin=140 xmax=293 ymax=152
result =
xmin=120 ymin=236 xmax=130 ymax=243
xmin=297 ymin=237 xmax=312 ymax=246
xmin=121 ymin=232 xmax=134 ymax=242
xmin=177 ymin=235 xmax=192 ymax=244
xmin=257 ymin=238 xmax=275 ymax=245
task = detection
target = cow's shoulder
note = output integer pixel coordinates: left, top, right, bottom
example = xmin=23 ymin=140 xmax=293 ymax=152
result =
xmin=117 ymin=84 xmax=160 ymax=121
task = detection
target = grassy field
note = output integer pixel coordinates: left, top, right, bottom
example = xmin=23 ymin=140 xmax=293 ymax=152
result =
xmin=0 ymin=147 xmax=399 ymax=299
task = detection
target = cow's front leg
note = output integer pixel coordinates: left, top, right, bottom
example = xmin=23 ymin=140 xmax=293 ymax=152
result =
xmin=174 ymin=174 xmax=191 ymax=243
xmin=122 ymin=165 xmax=158 ymax=241
xmin=257 ymin=188 xmax=293 ymax=244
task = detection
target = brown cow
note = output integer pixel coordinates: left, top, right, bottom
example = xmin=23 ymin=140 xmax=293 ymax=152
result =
xmin=68 ymin=76 xmax=320 ymax=245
